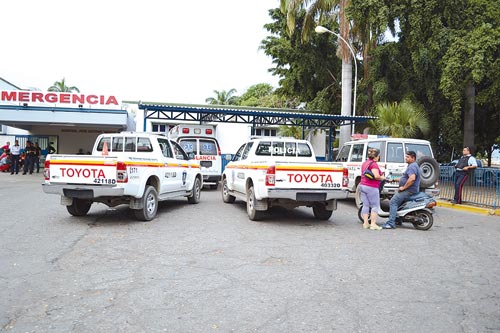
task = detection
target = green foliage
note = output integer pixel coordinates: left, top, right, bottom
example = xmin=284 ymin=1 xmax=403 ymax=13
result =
xmin=367 ymin=99 xmax=430 ymax=138
xmin=260 ymin=8 xmax=342 ymax=113
xmin=48 ymin=78 xmax=80 ymax=93
xmin=205 ymin=89 xmax=239 ymax=105
xmin=238 ymin=83 xmax=274 ymax=107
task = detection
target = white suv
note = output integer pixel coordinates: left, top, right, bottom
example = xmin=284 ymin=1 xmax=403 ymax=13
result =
xmin=336 ymin=137 xmax=440 ymax=207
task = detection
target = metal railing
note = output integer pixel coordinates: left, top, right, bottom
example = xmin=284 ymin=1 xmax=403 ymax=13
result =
xmin=439 ymin=166 xmax=500 ymax=208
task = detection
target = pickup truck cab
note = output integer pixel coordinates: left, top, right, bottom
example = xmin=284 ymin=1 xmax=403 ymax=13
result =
xmin=335 ymin=137 xmax=440 ymax=207
xmin=222 ymin=137 xmax=349 ymax=220
xmin=42 ymin=132 xmax=203 ymax=221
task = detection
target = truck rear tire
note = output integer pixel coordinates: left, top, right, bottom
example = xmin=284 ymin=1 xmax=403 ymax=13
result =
xmin=222 ymin=178 xmax=235 ymax=203
xmin=247 ymin=185 xmax=264 ymax=221
xmin=134 ymin=185 xmax=158 ymax=221
xmin=187 ymin=177 xmax=201 ymax=204
xmin=355 ymin=185 xmax=362 ymax=208
xmin=67 ymin=198 xmax=92 ymax=217
xmin=313 ymin=204 xmax=333 ymax=220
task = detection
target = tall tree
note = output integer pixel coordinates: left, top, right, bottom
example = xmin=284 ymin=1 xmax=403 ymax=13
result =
xmin=280 ymin=0 xmax=355 ymax=146
xmin=260 ymin=8 xmax=342 ymax=112
xmin=48 ymin=78 xmax=80 ymax=93
xmin=205 ymin=89 xmax=239 ymax=105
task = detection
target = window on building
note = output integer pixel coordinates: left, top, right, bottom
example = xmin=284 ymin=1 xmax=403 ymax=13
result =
xmin=152 ymin=124 xmax=167 ymax=133
xmin=255 ymin=128 xmax=277 ymax=137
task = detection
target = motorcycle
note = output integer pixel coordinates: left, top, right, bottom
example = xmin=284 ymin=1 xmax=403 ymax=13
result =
xmin=357 ymin=191 xmax=437 ymax=231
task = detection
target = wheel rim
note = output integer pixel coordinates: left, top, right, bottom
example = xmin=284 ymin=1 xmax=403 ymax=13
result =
xmin=146 ymin=192 xmax=156 ymax=215
xmin=248 ymin=188 xmax=255 ymax=213
xmin=417 ymin=212 xmax=431 ymax=227
xmin=223 ymin=180 xmax=229 ymax=197
xmin=195 ymin=179 xmax=201 ymax=199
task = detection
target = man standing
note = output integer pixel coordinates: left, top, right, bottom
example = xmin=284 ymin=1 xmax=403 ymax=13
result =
xmin=452 ymin=147 xmax=477 ymax=204
xmin=10 ymin=140 xmax=21 ymax=175
xmin=23 ymin=141 xmax=36 ymax=175
xmin=383 ymin=151 xmax=421 ymax=229
xmin=34 ymin=142 xmax=42 ymax=173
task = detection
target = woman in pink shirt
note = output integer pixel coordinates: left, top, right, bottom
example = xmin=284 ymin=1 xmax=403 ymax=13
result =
xmin=359 ymin=148 xmax=386 ymax=230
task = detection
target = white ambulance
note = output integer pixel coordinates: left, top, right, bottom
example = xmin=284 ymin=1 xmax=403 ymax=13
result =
xmin=169 ymin=124 xmax=222 ymax=189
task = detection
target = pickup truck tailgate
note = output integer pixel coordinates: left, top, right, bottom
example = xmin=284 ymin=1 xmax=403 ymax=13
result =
xmin=273 ymin=162 xmax=346 ymax=189
xmin=47 ymin=155 xmax=118 ymax=185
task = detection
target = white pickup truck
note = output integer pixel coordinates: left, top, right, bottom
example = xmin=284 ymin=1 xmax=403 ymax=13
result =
xmin=221 ymin=137 xmax=349 ymax=220
xmin=42 ymin=132 xmax=203 ymax=221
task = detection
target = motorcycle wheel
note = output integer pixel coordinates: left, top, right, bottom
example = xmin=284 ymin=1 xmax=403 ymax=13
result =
xmin=357 ymin=205 xmax=371 ymax=223
xmin=412 ymin=210 xmax=433 ymax=231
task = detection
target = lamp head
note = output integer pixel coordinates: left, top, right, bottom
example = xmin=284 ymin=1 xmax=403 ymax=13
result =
xmin=315 ymin=26 xmax=329 ymax=34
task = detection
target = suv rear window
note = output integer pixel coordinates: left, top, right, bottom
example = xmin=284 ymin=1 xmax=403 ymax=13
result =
xmin=406 ymin=143 xmax=432 ymax=159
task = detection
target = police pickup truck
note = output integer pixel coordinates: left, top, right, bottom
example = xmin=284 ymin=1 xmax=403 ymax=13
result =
xmin=42 ymin=132 xmax=203 ymax=221
xmin=221 ymin=137 xmax=349 ymax=220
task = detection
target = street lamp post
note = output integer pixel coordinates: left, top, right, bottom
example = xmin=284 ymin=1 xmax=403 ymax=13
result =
xmin=315 ymin=25 xmax=357 ymax=136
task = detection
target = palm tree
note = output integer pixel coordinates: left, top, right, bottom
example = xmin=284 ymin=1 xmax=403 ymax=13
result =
xmin=48 ymin=78 xmax=80 ymax=93
xmin=368 ymin=99 xmax=430 ymax=138
xmin=205 ymin=89 xmax=239 ymax=105
xmin=280 ymin=0 xmax=353 ymax=146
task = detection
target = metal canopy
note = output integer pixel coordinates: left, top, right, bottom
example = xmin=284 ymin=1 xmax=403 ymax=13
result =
xmin=139 ymin=103 xmax=374 ymax=129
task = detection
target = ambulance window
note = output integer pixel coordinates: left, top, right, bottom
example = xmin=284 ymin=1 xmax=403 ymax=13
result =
xmin=179 ymin=139 xmax=197 ymax=154
xmin=158 ymin=138 xmax=173 ymax=158
xmin=112 ymin=137 xmax=123 ymax=152
xmin=96 ymin=137 xmax=111 ymax=152
xmin=137 ymin=138 xmax=153 ymax=152
xmin=271 ymin=141 xmax=284 ymax=156
xmin=256 ymin=141 xmax=271 ymax=156
xmin=124 ymin=137 xmax=136 ymax=152
xmin=233 ymin=144 xmax=246 ymax=161
xmin=297 ymin=143 xmax=313 ymax=157
xmin=241 ymin=142 xmax=254 ymax=160
xmin=200 ymin=139 xmax=218 ymax=155
xmin=171 ymin=140 xmax=188 ymax=160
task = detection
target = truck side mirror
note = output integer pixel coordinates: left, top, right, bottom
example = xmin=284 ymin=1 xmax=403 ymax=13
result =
xmin=187 ymin=152 xmax=195 ymax=160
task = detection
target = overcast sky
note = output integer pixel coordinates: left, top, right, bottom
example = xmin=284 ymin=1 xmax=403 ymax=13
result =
xmin=1 ymin=0 xmax=281 ymax=104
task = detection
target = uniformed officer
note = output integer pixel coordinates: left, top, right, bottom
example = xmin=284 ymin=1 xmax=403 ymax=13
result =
xmin=453 ymin=147 xmax=478 ymax=204
xmin=23 ymin=141 xmax=37 ymax=175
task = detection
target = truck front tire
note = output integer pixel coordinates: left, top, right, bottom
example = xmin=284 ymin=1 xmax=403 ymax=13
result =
xmin=67 ymin=198 xmax=92 ymax=217
xmin=134 ymin=185 xmax=158 ymax=221
xmin=222 ymin=178 xmax=235 ymax=203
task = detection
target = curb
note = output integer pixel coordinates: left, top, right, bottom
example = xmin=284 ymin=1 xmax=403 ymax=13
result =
xmin=437 ymin=200 xmax=500 ymax=216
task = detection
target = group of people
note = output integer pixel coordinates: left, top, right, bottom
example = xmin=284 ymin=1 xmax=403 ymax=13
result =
xmin=1 ymin=140 xmax=46 ymax=175
xmin=359 ymin=146 xmax=477 ymax=230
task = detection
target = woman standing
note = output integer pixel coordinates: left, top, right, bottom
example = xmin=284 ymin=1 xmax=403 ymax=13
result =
xmin=359 ymin=148 xmax=385 ymax=230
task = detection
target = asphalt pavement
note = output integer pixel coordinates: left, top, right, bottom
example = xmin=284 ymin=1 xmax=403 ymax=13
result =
xmin=1 ymin=172 xmax=500 ymax=332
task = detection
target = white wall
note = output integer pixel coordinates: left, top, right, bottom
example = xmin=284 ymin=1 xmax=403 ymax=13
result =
xmin=216 ymin=123 xmax=252 ymax=154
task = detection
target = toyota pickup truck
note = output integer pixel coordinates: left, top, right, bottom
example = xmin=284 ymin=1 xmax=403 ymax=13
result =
xmin=42 ymin=132 xmax=203 ymax=221
xmin=221 ymin=137 xmax=349 ymax=220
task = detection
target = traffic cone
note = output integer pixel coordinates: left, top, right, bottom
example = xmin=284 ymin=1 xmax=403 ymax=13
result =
xmin=102 ymin=141 xmax=109 ymax=156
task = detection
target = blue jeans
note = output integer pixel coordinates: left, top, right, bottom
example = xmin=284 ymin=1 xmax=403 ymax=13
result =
xmin=387 ymin=190 xmax=415 ymax=227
